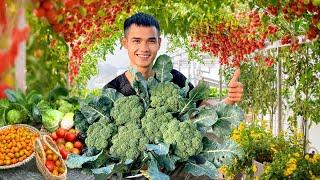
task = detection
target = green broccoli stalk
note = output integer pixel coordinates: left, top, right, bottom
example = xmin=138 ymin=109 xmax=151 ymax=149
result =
xmin=85 ymin=118 xmax=117 ymax=150
xmin=141 ymin=107 xmax=176 ymax=142
xmin=149 ymin=82 xmax=187 ymax=112
xmin=110 ymin=95 xmax=144 ymax=126
xmin=110 ymin=123 xmax=148 ymax=161
xmin=161 ymin=120 xmax=203 ymax=159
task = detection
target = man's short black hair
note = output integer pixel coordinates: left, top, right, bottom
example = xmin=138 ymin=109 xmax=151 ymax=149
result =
xmin=124 ymin=12 xmax=160 ymax=37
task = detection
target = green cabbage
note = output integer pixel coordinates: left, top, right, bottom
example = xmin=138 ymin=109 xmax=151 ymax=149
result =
xmin=6 ymin=109 xmax=23 ymax=124
xmin=42 ymin=109 xmax=63 ymax=132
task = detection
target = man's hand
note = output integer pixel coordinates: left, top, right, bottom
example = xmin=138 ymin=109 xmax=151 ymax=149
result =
xmin=224 ymin=69 xmax=243 ymax=105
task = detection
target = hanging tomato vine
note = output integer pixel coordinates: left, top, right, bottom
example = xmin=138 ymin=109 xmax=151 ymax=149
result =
xmin=32 ymin=0 xmax=134 ymax=84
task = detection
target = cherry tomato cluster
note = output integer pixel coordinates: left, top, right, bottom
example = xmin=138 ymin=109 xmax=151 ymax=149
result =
xmin=0 ymin=126 xmax=39 ymax=166
xmin=43 ymin=144 xmax=65 ymax=176
xmin=50 ymin=128 xmax=83 ymax=160
xmin=33 ymin=0 xmax=133 ymax=84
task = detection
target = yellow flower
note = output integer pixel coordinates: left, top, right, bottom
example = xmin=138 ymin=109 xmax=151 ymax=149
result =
xmin=219 ymin=166 xmax=227 ymax=174
xmin=284 ymin=158 xmax=297 ymax=177
xmin=239 ymin=122 xmax=245 ymax=132
xmin=252 ymin=164 xmax=257 ymax=173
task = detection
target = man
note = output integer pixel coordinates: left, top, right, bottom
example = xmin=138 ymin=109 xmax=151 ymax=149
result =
xmin=105 ymin=12 xmax=243 ymax=106
xmin=104 ymin=12 xmax=243 ymax=179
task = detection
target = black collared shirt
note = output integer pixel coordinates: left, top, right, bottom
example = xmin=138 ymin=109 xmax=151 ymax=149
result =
xmin=104 ymin=69 xmax=195 ymax=96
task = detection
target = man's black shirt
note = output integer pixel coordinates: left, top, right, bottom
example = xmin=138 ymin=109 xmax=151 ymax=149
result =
xmin=104 ymin=69 xmax=195 ymax=96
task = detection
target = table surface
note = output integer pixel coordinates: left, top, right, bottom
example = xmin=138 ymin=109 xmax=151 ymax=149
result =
xmin=0 ymin=158 xmax=95 ymax=180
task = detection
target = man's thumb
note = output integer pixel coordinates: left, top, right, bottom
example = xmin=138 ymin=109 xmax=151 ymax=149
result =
xmin=230 ymin=69 xmax=240 ymax=82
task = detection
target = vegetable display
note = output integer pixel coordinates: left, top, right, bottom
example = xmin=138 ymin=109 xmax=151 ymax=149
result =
xmin=67 ymin=54 xmax=245 ymax=179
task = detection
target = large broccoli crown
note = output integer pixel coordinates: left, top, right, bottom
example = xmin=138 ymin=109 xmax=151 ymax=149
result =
xmin=141 ymin=107 xmax=176 ymax=142
xmin=110 ymin=123 xmax=149 ymax=161
xmin=161 ymin=120 xmax=203 ymax=159
xmin=110 ymin=95 xmax=144 ymax=126
xmin=85 ymin=118 xmax=117 ymax=150
xmin=149 ymin=82 xmax=187 ymax=112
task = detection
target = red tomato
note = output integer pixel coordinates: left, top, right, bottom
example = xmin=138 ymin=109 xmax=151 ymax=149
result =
xmin=56 ymin=128 xmax=66 ymax=138
xmin=56 ymin=138 xmax=65 ymax=145
xmin=45 ymin=160 xmax=55 ymax=172
xmin=50 ymin=132 xmax=58 ymax=141
xmin=73 ymin=141 xmax=82 ymax=150
xmin=59 ymin=149 xmax=69 ymax=160
xmin=64 ymin=132 xmax=76 ymax=142
xmin=71 ymin=148 xmax=80 ymax=155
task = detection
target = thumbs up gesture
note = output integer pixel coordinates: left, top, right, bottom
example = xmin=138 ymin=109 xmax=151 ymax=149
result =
xmin=224 ymin=69 xmax=243 ymax=105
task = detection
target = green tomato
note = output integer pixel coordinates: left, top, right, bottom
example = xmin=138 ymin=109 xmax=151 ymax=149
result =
xmin=6 ymin=109 xmax=23 ymax=124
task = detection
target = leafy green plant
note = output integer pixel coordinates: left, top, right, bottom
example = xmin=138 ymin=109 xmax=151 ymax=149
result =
xmin=66 ymin=54 xmax=244 ymax=179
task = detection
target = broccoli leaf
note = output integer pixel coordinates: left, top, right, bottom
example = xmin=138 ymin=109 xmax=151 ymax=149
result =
xmin=219 ymin=105 xmax=245 ymax=123
xmin=193 ymin=107 xmax=219 ymax=127
xmin=179 ymin=79 xmax=190 ymax=98
xmin=91 ymin=164 xmax=115 ymax=175
xmin=74 ymin=111 xmax=90 ymax=133
xmin=130 ymin=67 xmax=150 ymax=109
xmin=155 ymin=154 xmax=180 ymax=171
xmin=79 ymin=96 xmax=112 ymax=124
xmin=201 ymin=140 xmax=242 ymax=167
xmin=101 ymin=88 xmax=124 ymax=104
xmin=146 ymin=143 xmax=169 ymax=155
xmin=147 ymin=77 xmax=158 ymax=90
xmin=183 ymin=160 xmax=217 ymax=179
xmin=211 ymin=119 xmax=232 ymax=139
xmin=147 ymin=154 xmax=170 ymax=180
xmin=211 ymin=102 xmax=227 ymax=118
xmin=66 ymin=150 xmax=103 ymax=168
xmin=152 ymin=54 xmax=173 ymax=82
xmin=180 ymin=81 xmax=210 ymax=114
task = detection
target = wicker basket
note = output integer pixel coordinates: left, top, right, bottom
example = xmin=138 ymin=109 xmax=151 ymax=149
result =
xmin=34 ymin=135 xmax=67 ymax=180
xmin=0 ymin=124 xmax=40 ymax=169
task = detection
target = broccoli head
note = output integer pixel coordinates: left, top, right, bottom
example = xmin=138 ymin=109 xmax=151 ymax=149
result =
xmin=85 ymin=117 xmax=117 ymax=150
xmin=141 ymin=107 xmax=176 ymax=142
xmin=149 ymin=82 xmax=186 ymax=112
xmin=110 ymin=95 xmax=144 ymax=126
xmin=161 ymin=120 xmax=203 ymax=159
xmin=110 ymin=123 xmax=148 ymax=161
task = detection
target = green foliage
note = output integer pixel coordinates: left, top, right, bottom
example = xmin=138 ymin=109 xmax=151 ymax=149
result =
xmin=25 ymin=9 xmax=68 ymax=96
xmin=110 ymin=123 xmax=149 ymax=161
xmin=183 ymin=160 xmax=217 ymax=179
xmin=85 ymin=118 xmax=117 ymax=150
xmin=66 ymin=150 xmax=104 ymax=169
xmin=161 ymin=120 xmax=203 ymax=159
xmin=141 ymin=107 xmax=176 ymax=142
xmin=152 ymin=54 xmax=173 ymax=82
xmin=110 ymin=95 xmax=144 ymax=126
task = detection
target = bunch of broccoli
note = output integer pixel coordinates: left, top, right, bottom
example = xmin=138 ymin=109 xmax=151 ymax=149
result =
xmin=149 ymin=82 xmax=187 ymax=112
xmin=161 ymin=120 xmax=203 ymax=159
xmin=85 ymin=118 xmax=117 ymax=150
xmin=110 ymin=123 xmax=149 ymax=161
xmin=110 ymin=95 xmax=144 ymax=126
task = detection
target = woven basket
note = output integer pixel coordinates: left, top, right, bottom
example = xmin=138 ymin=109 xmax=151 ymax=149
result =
xmin=34 ymin=135 xmax=67 ymax=180
xmin=0 ymin=124 xmax=40 ymax=169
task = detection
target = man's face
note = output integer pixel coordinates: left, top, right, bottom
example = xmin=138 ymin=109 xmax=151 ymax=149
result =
xmin=123 ymin=24 xmax=161 ymax=69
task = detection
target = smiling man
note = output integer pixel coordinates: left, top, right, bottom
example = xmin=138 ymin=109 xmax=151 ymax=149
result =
xmin=105 ymin=12 xmax=243 ymax=106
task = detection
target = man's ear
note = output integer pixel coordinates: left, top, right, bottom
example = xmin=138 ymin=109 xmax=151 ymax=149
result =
xmin=158 ymin=37 xmax=162 ymax=48
xmin=121 ymin=37 xmax=128 ymax=49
